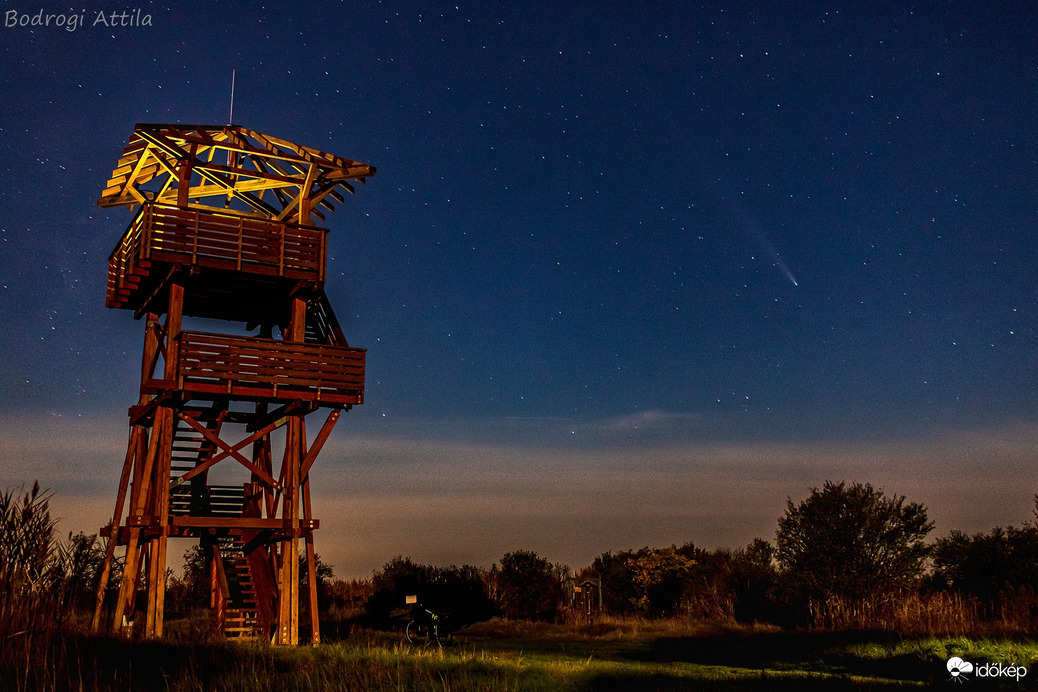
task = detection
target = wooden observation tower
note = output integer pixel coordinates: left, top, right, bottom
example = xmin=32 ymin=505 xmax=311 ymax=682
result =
xmin=90 ymin=123 xmax=374 ymax=644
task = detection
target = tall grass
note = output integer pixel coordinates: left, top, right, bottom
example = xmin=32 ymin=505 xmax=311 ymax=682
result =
xmin=7 ymin=618 xmax=1037 ymax=691
xmin=0 ymin=620 xmax=927 ymax=691
xmin=805 ymin=589 xmax=1038 ymax=637
xmin=0 ymin=482 xmax=59 ymax=636
xmin=0 ymin=484 xmax=110 ymax=692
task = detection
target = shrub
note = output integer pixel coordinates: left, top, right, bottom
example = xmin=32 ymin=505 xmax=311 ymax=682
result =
xmin=592 ymin=543 xmax=747 ymax=620
xmin=776 ymin=481 xmax=933 ymax=625
xmin=730 ymin=538 xmax=785 ymax=625
xmin=497 ymin=550 xmax=565 ymax=621
xmin=931 ymin=524 xmax=1038 ymax=622
xmin=365 ymin=556 xmax=494 ymax=628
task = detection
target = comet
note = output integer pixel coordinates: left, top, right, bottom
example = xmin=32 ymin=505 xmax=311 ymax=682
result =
xmin=730 ymin=202 xmax=799 ymax=287
xmin=692 ymin=167 xmax=801 ymax=288
xmin=772 ymin=252 xmax=799 ymax=287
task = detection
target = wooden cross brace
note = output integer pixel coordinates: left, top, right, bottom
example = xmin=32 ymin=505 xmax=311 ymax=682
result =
xmin=171 ymin=412 xmax=283 ymax=490
xmin=170 ymin=407 xmax=343 ymax=491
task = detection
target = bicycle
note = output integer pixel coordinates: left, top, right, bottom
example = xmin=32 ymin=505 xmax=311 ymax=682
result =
xmin=404 ymin=599 xmax=449 ymax=647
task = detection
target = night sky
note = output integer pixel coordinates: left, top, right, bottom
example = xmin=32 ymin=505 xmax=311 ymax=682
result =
xmin=1 ymin=2 xmax=1036 ymax=577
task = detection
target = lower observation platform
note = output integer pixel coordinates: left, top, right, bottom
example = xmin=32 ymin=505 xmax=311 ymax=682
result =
xmin=142 ymin=330 xmax=365 ymax=406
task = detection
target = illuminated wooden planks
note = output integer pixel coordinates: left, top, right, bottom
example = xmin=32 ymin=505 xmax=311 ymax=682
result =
xmin=172 ymin=330 xmax=365 ymax=403
xmin=105 ymin=203 xmax=329 ymax=311
xmin=97 ymin=124 xmax=375 ymax=225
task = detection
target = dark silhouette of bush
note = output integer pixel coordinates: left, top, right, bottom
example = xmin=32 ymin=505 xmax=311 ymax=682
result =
xmin=776 ymin=481 xmax=932 ymax=625
xmin=301 ymin=552 xmax=336 ymax=616
xmin=931 ymin=524 xmax=1038 ymax=620
xmin=497 ymin=550 xmax=564 ymax=621
xmin=165 ymin=545 xmax=209 ymax=616
xmin=730 ymin=538 xmax=787 ymax=626
xmin=321 ymin=577 xmax=374 ymax=638
xmin=57 ymin=531 xmax=106 ymax=618
xmin=592 ymin=543 xmax=750 ymax=619
xmin=365 ymin=556 xmax=494 ymax=628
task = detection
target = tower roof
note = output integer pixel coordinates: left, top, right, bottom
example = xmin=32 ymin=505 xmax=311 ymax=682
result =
xmin=98 ymin=123 xmax=375 ymax=224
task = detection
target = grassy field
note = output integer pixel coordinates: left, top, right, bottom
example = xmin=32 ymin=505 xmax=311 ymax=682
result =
xmin=4 ymin=619 xmax=1037 ymax=691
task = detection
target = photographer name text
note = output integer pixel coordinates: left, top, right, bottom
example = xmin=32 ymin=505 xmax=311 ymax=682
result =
xmin=5 ymin=8 xmax=152 ymax=32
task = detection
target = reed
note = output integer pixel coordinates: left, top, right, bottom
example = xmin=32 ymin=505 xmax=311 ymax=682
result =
xmin=805 ymin=589 xmax=1038 ymax=637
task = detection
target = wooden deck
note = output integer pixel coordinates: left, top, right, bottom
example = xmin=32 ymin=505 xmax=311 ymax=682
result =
xmin=106 ymin=203 xmax=328 ymax=311
xmin=144 ymin=330 xmax=365 ymax=405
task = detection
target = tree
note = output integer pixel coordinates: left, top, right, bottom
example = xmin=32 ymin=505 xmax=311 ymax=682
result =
xmin=365 ymin=556 xmax=494 ymax=628
xmin=497 ymin=550 xmax=563 ymax=621
xmin=776 ymin=481 xmax=932 ymax=607
xmin=627 ymin=544 xmax=704 ymax=617
xmin=931 ymin=524 xmax=1038 ymax=618
xmin=366 ymin=556 xmax=435 ymax=625
xmin=730 ymin=538 xmax=784 ymax=625
xmin=591 ymin=543 xmax=738 ymax=619
xmin=591 ymin=550 xmax=641 ymax=615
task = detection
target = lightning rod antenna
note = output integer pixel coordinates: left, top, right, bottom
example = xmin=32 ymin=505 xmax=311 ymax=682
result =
xmin=228 ymin=69 xmax=236 ymax=125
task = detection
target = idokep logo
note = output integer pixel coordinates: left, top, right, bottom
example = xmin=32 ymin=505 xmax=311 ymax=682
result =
xmin=947 ymin=657 xmax=973 ymax=682
xmin=947 ymin=656 xmax=1028 ymax=683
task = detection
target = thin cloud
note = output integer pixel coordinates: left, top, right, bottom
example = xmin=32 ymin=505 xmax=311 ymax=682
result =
xmin=580 ymin=409 xmax=706 ymax=437
xmin=4 ymin=414 xmax=1037 ymax=579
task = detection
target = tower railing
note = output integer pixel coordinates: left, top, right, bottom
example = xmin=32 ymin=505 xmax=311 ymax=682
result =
xmin=106 ymin=203 xmax=328 ymax=309
xmin=142 ymin=330 xmax=365 ymax=405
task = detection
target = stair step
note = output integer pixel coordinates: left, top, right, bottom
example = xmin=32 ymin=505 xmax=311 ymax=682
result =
xmin=223 ymin=607 xmax=262 ymax=639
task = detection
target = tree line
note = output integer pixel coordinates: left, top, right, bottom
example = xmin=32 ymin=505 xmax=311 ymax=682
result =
xmin=341 ymin=481 xmax=1038 ymax=634
xmin=3 ymin=480 xmax=1037 ymax=639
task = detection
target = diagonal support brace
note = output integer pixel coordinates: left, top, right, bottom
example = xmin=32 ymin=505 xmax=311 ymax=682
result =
xmin=172 ymin=412 xmax=284 ymax=490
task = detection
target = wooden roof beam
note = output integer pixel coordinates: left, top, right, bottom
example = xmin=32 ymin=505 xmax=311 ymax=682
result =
xmin=99 ymin=124 xmax=375 ymax=218
xmin=193 ymin=167 xmax=281 ymax=218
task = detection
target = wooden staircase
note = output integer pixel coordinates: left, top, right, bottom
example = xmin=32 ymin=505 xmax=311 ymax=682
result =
xmin=214 ymin=530 xmax=264 ymax=640
xmin=164 ymin=411 xmax=279 ymax=641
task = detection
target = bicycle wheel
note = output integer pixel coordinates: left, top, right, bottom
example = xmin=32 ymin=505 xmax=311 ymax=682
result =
xmin=405 ymin=619 xmax=422 ymax=645
xmin=405 ymin=619 xmax=440 ymax=647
